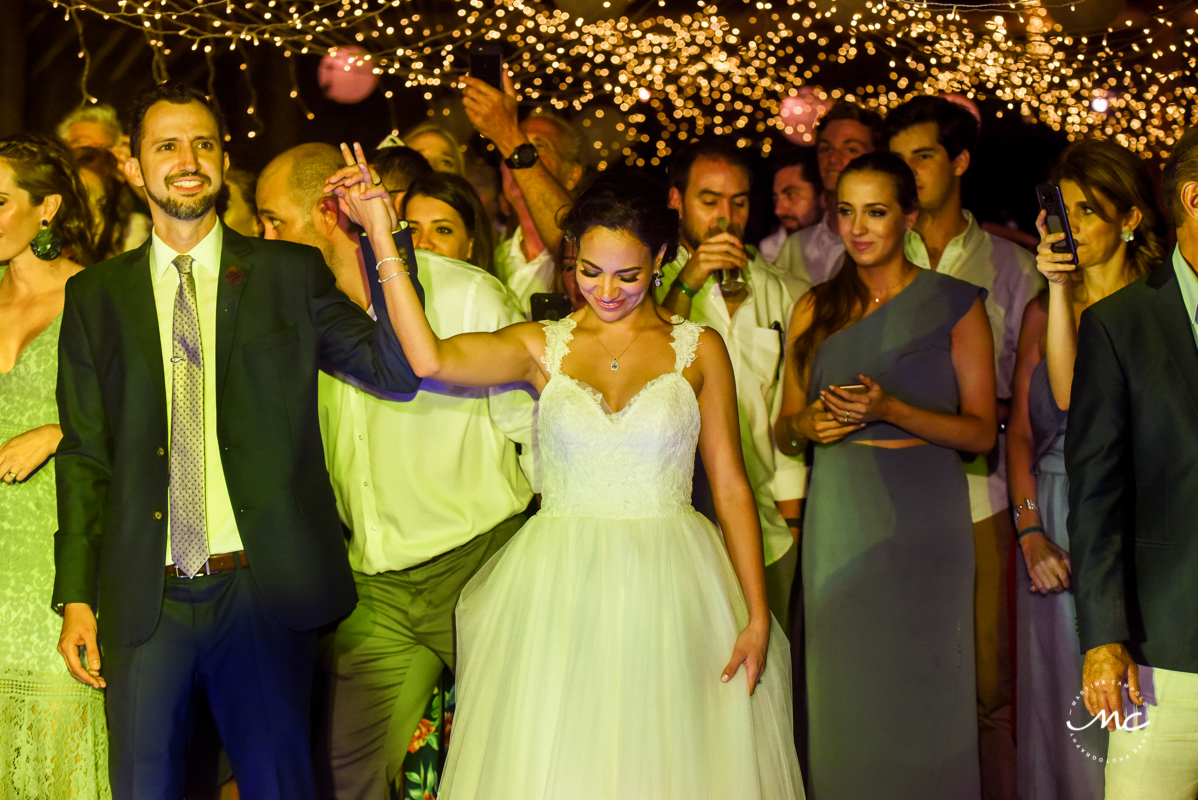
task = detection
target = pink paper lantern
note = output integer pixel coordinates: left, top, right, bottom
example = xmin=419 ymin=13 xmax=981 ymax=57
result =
xmin=778 ymin=87 xmax=830 ymax=145
xmin=318 ymin=46 xmax=379 ymax=105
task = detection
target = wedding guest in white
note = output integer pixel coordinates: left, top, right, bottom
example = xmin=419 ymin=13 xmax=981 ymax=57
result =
xmin=257 ymin=143 xmax=535 ymax=799
xmin=658 ymin=139 xmax=801 ymax=628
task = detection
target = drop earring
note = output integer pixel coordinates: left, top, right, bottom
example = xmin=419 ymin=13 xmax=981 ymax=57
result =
xmin=1121 ymin=229 xmax=1134 ymax=242
xmin=653 ymin=271 xmax=662 ymax=287
xmin=30 ymin=220 xmax=62 ymax=261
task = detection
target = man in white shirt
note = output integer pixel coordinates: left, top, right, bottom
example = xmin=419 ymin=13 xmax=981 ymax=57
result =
xmin=460 ymin=73 xmax=583 ymax=316
xmin=772 ymin=102 xmax=882 ymax=288
xmin=658 ymin=139 xmax=801 ymax=628
xmin=758 ymin=148 xmax=823 ymax=268
xmin=257 ymin=143 xmax=535 ymax=799
xmin=888 ymin=95 xmax=1043 ymax=800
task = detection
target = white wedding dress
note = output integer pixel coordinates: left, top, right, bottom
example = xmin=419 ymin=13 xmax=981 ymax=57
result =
xmin=439 ymin=317 xmax=805 ymax=799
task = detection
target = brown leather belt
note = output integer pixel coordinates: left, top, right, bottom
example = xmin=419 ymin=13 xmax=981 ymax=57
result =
xmin=165 ymin=550 xmax=249 ymax=578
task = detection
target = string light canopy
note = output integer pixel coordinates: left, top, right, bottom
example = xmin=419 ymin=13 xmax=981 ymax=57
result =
xmin=48 ymin=0 xmax=1198 ymax=163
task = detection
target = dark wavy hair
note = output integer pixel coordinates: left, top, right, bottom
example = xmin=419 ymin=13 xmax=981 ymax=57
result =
xmin=1052 ymin=139 xmax=1165 ymax=279
xmin=792 ymin=152 xmax=918 ymax=376
xmin=0 ymin=133 xmax=97 ymax=266
xmin=559 ymin=170 xmax=680 ymax=270
xmin=128 ymin=82 xmax=227 ymax=160
xmin=884 ymin=95 xmax=980 ymax=160
xmin=402 ymin=171 xmax=495 ymax=275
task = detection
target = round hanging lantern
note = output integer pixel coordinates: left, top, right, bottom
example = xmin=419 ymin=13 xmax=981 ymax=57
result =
xmin=318 ymin=46 xmax=378 ymax=104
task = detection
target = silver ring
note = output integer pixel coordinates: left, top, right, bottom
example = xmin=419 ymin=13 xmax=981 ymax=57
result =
xmin=6 ymin=471 xmax=16 ymax=479
xmin=843 ymin=411 xmax=850 ymax=423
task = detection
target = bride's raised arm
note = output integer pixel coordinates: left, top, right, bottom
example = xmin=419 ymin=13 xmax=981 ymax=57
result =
xmin=328 ymin=142 xmax=546 ymax=391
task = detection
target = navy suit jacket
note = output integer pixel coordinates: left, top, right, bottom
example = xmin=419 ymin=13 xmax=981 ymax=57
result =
xmin=1066 ymin=259 xmax=1198 ymax=673
xmin=52 ymin=224 xmax=424 ymax=646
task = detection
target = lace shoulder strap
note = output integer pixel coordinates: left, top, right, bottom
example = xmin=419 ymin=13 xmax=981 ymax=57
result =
xmin=669 ymin=316 xmax=703 ymax=372
xmin=540 ymin=317 xmax=577 ymax=376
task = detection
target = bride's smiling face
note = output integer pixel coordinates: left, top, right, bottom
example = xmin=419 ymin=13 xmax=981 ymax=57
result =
xmin=575 ymin=226 xmax=661 ymax=322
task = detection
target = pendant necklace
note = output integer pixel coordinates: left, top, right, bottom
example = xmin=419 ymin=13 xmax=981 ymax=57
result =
xmin=865 ymin=271 xmax=914 ymax=304
xmin=588 ymin=323 xmax=646 ymax=371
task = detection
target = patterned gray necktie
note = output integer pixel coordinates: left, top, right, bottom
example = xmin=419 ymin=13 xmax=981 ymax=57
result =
xmin=169 ymin=254 xmax=209 ymax=577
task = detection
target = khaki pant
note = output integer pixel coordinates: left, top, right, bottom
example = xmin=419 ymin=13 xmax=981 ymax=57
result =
xmin=315 ymin=513 xmax=525 ymax=800
xmin=1105 ymin=665 xmax=1198 ymax=799
xmin=975 ymin=510 xmax=1017 ymax=800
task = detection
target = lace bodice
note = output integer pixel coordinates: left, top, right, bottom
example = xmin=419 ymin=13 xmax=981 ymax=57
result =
xmin=537 ymin=316 xmax=702 ymax=519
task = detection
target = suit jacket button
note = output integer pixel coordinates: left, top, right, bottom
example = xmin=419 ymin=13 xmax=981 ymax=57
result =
xmin=157 ymin=447 xmax=166 ymax=456
xmin=153 ymin=511 xmax=163 ymax=520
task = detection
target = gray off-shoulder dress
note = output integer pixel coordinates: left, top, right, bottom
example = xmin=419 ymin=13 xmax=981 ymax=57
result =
xmin=802 ymin=269 xmax=983 ymax=800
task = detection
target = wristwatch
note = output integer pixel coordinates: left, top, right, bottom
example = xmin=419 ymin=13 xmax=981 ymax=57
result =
xmin=504 ymin=142 xmax=540 ymax=170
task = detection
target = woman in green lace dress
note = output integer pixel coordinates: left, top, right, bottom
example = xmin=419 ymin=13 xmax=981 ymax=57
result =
xmin=0 ymin=134 xmax=109 ymax=799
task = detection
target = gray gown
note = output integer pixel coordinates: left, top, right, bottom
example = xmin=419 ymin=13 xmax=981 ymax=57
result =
xmin=1015 ymin=359 xmax=1106 ymax=799
xmin=803 ymin=270 xmax=982 ymax=800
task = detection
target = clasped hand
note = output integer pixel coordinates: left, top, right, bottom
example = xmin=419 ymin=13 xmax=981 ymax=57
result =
xmin=795 ymin=375 xmax=889 ymax=445
xmin=322 ymin=142 xmax=398 ymax=237
xmin=0 ymin=424 xmax=60 ymax=484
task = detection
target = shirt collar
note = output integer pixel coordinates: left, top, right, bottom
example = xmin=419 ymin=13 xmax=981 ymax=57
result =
xmin=150 ymin=221 xmax=224 ymax=282
xmin=1172 ymin=244 xmax=1198 ymax=326
xmin=905 ymin=209 xmax=981 ymax=270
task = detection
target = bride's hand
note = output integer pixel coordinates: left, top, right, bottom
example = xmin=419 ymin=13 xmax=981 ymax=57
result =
xmin=722 ymin=620 xmax=770 ymax=696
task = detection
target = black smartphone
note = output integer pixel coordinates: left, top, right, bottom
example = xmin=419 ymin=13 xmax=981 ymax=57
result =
xmin=469 ymin=43 xmax=503 ymax=90
xmin=530 ymin=293 xmax=573 ymax=322
xmin=1035 ymin=183 xmax=1079 ymax=264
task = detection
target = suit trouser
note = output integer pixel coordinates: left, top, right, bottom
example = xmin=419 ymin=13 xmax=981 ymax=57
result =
xmin=975 ymin=510 xmax=1017 ymax=800
xmin=764 ymin=540 xmax=797 ymax=632
xmin=315 ymin=513 xmax=525 ymax=800
xmin=1105 ymin=665 xmax=1198 ymax=800
xmin=105 ymin=564 xmax=318 ymax=800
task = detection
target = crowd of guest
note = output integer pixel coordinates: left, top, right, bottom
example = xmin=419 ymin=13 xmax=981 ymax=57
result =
xmin=0 ymin=69 xmax=1196 ymax=800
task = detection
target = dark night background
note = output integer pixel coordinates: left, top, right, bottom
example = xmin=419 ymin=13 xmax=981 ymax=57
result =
xmin=0 ymin=0 xmax=1071 ymax=241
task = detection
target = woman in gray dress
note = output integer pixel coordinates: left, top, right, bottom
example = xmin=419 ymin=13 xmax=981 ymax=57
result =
xmin=1007 ymin=139 xmax=1164 ymax=799
xmin=776 ymin=152 xmax=997 ymax=799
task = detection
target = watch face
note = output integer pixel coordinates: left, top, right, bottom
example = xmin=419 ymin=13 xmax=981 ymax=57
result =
xmin=508 ymin=143 xmax=539 ymax=169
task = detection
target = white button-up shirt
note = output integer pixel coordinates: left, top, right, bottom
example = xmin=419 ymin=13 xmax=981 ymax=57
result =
xmin=659 ymin=248 xmax=799 ymax=565
xmin=319 ymin=250 xmax=535 ymax=574
xmin=149 ymin=223 xmax=244 ymax=563
xmin=494 ymin=228 xmax=555 ymax=318
xmin=757 ymin=227 xmax=788 ymax=264
xmin=1173 ymin=245 xmax=1198 ymax=352
xmin=771 ymin=214 xmax=846 ymax=294
xmin=905 ymin=210 xmax=1044 ymax=521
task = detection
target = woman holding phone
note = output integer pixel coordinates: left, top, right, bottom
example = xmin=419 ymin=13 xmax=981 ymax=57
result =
xmin=1007 ymin=139 xmax=1163 ymax=799
xmin=775 ymin=152 xmax=996 ymax=799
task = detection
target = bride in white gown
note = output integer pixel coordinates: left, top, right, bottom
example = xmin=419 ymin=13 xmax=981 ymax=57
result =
xmin=331 ymin=151 xmax=804 ymax=799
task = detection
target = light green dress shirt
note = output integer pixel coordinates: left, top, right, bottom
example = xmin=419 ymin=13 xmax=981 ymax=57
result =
xmin=493 ymin=228 xmax=555 ymax=318
xmin=319 ymin=250 xmax=535 ymax=574
xmin=149 ymin=223 xmax=244 ymax=564
xmin=1172 ymin=245 xmax=1198 ymax=352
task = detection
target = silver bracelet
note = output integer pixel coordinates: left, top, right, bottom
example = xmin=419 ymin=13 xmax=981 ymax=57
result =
xmin=377 ymin=256 xmax=405 ymax=266
xmin=378 ymin=269 xmax=410 ymax=283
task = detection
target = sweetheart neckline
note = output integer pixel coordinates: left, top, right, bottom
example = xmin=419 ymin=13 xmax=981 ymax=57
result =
xmin=556 ymin=371 xmax=693 ymax=418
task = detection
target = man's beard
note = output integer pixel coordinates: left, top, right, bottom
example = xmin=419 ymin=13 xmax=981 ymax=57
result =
xmin=681 ymin=214 xmax=745 ymax=251
xmin=145 ymin=172 xmax=219 ymax=221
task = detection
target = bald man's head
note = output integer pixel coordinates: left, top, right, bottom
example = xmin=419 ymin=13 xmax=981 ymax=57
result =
xmin=257 ymin=142 xmax=346 ymax=246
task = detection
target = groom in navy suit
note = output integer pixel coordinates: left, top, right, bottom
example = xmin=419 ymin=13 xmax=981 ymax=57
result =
xmin=52 ymin=82 xmax=423 ymax=798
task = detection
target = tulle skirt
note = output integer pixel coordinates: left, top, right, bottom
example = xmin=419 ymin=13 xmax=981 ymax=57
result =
xmin=439 ymin=509 xmax=805 ymax=799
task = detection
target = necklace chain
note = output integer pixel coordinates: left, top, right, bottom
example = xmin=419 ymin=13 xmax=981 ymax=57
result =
xmin=587 ymin=321 xmax=646 ymax=371
xmin=864 ymin=270 xmax=915 ymax=304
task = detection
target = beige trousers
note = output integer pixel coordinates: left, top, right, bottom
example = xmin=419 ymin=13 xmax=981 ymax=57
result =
xmin=1105 ymin=665 xmax=1198 ymax=800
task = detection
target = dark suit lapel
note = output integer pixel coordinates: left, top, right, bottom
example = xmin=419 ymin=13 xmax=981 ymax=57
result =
xmin=215 ymin=225 xmax=254 ymax=402
xmin=1150 ymin=264 xmax=1198 ymax=419
xmin=116 ymin=241 xmax=168 ymax=415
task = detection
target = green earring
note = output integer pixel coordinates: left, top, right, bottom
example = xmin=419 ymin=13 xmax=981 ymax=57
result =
xmin=30 ymin=220 xmax=62 ymax=261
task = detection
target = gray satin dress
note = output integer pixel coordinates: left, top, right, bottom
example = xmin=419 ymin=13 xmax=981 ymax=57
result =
xmin=803 ymin=270 xmax=982 ymax=800
xmin=1015 ymin=359 xmax=1106 ymax=799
